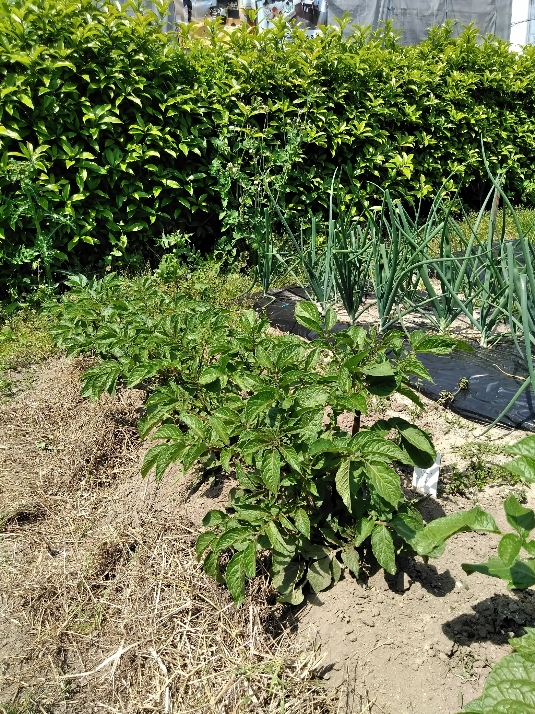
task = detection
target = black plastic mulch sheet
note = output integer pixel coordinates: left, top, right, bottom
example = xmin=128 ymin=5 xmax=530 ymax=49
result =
xmin=255 ymin=287 xmax=535 ymax=432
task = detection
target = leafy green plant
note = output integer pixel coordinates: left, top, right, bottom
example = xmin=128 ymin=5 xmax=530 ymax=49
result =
xmin=265 ymin=176 xmax=374 ymax=320
xmin=0 ymin=0 xmax=216 ymax=296
xmin=249 ymin=208 xmax=294 ymax=296
xmin=4 ymin=1 xmax=535 ymax=297
xmin=451 ymin=434 xmax=535 ymax=590
xmin=408 ymin=436 xmax=535 ymax=592
xmin=440 ymin=436 xmax=535 ymax=713
xmin=460 ymin=628 xmax=535 ymax=714
xmin=331 ymin=212 xmax=374 ymax=325
xmin=394 ymin=190 xmax=485 ymax=334
xmin=474 ymin=163 xmax=535 ymax=431
xmin=401 ymin=434 xmax=535 ymax=713
xmin=461 ymin=493 xmax=535 ymax=590
xmin=1 ymin=143 xmax=73 ymax=293
xmin=442 ymin=459 xmax=520 ymax=497
xmin=49 ymin=276 xmax=478 ymax=605
xmin=264 ymin=180 xmax=336 ymax=311
xmin=371 ymin=192 xmax=428 ymax=331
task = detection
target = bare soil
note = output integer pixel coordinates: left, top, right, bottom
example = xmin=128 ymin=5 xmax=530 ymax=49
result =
xmin=300 ymin=484 xmax=535 ymax=714
xmin=1 ymin=356 xmax=534 ymax=714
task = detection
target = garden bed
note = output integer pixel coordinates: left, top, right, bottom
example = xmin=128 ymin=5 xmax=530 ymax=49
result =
xmin=1 ymin=355 xmax=532 ymax=714
xmin=0 ymin=357 xmax=332 ymax=713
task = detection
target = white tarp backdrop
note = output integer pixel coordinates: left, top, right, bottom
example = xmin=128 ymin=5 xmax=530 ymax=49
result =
xmin=324 ymin=0 xmax=513 ymax=42
xmin=168 ymin=0 xmax=513 ymax=43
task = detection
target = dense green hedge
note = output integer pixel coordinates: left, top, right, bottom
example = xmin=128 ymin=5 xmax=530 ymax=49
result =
xmin=1 ymin=0 xmax=535 ymax=296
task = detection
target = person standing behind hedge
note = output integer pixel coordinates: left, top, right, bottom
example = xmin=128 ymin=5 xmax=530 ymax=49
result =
xmin=183 ymin=0 xmax=192 ymax=22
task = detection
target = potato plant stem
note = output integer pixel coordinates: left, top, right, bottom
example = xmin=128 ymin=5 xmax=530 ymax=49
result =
xmin=351 ymin=411 xmax=361 ymax=435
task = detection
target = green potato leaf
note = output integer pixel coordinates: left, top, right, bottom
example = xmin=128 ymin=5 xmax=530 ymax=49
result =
xmin=307 ymin=556 xmax=333 ymax=593
xmin=261 ymin=448 xmax=281 ymax=494
xmin=371 ymin=524 xmax=396 ymax=575
xmin=225 ymin=551 xmax=246 ymax=606
xmin=294 ymin=301 xmax=323 ymax=333
xmin=412 ymin=507 xmax=500 ymax=557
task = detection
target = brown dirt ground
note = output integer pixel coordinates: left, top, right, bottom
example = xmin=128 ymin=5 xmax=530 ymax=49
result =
xmin=1 ymin=356 xmax=534 ymax=714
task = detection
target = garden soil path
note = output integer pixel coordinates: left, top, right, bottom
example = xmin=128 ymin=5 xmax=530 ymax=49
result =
xmin=1 ymin=356 xmax=534 ymax=713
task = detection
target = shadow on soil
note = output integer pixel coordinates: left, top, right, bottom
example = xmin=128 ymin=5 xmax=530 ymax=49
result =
xmin=443 ymin=591 xmax=535 ymax=645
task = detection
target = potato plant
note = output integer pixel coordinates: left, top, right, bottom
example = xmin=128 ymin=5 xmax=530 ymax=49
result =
xmin=426 ymin=437 xmax=535 ymax=713
xmin=50 ymin=278 xmax=505 ymax=604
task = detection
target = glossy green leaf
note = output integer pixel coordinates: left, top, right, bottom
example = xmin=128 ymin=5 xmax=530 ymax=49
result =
xmin=365 ymin=461 xmax=403 ymax=506
xmin=307 ymin=556 xmax=332 ymax=592
xmin=391 ymin=509 xmax=425 ymax=545
xmin=202 ymin=509 xmax=227 ymax=527
xmin=470 ymin=653 xmax=535 ymax=711
xmin=371 ymin=524 xmax=396 ymax=574
xmin=203 ymin=550 xmax=224 ymax=584
xmin=279 ymin=444 xmax=302 ymax=473
xmin=199 ymin=365 xmax=225 ymax=384
xmin=388 ymin=418 xmax=436 ymax=468
xmin=243 ymin=541 xmax=256 ymax=578
xmin=277 ymin=586 xmax=304 ymax=605
xmin=510 ymin=628 xmax=535 ymax=658
xmin=331 ymin=556 xmax=342 ymax=584
xmin=271 ymin=560 xmax=303 ymax=594
xmin=324 ymin=306 xmax=337 ymax=332
xmin=504 ymin=456 xmax=535 ymax=484
xmin=412 ymin=507 xmax=500 ymax=557
xmin=294 ymin=301 xmax=322 ymax=333
xmin=261 ymin=448 xmax=281 ymax=494
xmin=226 ymin=551 xmax=246 ymax=605
xmin=215 ymin=527 xmax=252 ymax=553
xmin=196 ymin=531 xmax=217 ymax=560
xmin=153 ymin=424 xmax=183 ymax=440
xmin=506 ymin=435 xmax=535 ymax=459
xmin=409 ymin=331 xmax=472 ymax=354
xmin=504 ymin=495 xmax=535 ymax=538
xmin=265 ymin=521 xmax=294 ymax=555
xmin=245 ymin=389 xmax=278 ymax=423
xmin=362 ymin=361 xmax=395 ymax=377
xmin=498 ymin=533 xmax=523 ymax=567
xmin=294 ymin=386 xmax=330 ymax=408
xmin=336 ymin=458 xmax=352 ymax=511
xmin=179 ymin=413 xmax=206 ymax=439
xmin=294 ymin=508 xmax=311 ymax=539
xmin=462 ymin=556 xmax=535 ymax=590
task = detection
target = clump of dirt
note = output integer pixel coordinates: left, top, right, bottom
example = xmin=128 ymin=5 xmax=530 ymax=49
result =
xmin=0 ymin=357 xmax=334 ymax=713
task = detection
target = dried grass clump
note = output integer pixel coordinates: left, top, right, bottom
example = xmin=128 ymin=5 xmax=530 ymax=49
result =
xmin=0 ymin=357 xmax=336 ymax=714
xmin=3 ymin=520 xmax=335 ymax=714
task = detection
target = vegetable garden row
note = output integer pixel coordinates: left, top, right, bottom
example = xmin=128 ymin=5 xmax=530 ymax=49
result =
xmin=3 ymin=0 xmax=535 ymax=711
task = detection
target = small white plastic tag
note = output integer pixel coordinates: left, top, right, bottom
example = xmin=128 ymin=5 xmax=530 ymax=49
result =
xmin=412 ymin=453 xmax=441 ymax=497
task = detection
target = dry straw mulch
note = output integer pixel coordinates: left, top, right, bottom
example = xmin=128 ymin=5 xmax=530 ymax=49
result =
xmin=0 ymin=358 xmax=336 ymax=714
